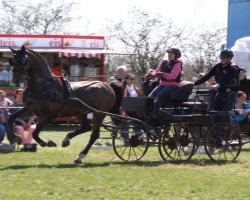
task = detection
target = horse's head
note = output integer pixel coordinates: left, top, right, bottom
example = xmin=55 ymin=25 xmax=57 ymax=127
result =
xmin=9 ymin=45 xmax=29 ymax=84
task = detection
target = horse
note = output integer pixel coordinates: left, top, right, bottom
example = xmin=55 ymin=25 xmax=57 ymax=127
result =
xmin=8 ymin=45 xmax=124 ymax=164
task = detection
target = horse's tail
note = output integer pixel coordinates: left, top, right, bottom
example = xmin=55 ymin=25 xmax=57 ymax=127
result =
xmin=109 ymin=81 xmax=124 ymax=115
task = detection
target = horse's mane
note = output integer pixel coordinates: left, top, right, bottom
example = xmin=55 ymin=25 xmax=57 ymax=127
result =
xmin=26 ymin=49 xmax=52 ymax=72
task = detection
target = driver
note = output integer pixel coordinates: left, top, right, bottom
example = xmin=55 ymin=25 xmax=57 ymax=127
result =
xmin=147 ymin=48 xmax=183 ymax=112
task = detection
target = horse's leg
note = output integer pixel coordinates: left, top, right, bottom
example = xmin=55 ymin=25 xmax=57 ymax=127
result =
xmin=7 ymin=108 xmax=29 ymax=145
xmin=62 ymin=114 xmax=91 ymax=147
xmin=32 ymin=116 xmax=56 ymax=147
xmin=74 ymin=113 xmax=105 ymax=164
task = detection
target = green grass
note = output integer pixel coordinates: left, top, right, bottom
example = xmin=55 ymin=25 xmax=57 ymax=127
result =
xmin=0 ymin=124 xmax=250 ymax=200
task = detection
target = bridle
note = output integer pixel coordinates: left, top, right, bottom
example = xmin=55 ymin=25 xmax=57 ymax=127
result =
xmin=9 ymin=51 xmax=30 ymax=81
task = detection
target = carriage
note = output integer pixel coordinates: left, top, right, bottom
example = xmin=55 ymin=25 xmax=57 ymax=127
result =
xmin=107 ymin=83 xmax=249 ymax=163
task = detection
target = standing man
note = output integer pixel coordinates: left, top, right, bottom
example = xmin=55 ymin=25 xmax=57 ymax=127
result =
xmin=108 ymin=65 xmax=127 ymax=83
xmin=194 ymin=49 xmax=240 ymax=111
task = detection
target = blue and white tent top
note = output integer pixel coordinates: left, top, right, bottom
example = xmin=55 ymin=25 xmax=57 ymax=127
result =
xmin=231 ymin=37 xmax=250 ymax=78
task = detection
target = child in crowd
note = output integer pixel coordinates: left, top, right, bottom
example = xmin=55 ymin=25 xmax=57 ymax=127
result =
xmin=10 ymin=88 xmax=36 ymax=145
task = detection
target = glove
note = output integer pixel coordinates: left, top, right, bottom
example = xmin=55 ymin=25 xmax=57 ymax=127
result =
xmin=194 ymin=81 xmax=198 ymax=86
xmin=156 ymin=72 xmax=163 ymax=78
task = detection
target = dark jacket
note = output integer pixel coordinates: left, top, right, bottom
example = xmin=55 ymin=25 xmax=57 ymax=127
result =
xmin=195 ymin=62 xmax=240 ymax=92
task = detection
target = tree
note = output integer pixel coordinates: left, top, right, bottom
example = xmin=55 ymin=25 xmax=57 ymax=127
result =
xmin=0 ymin=0 xmax=75 ymax=34
xmin=104 ymin=9 xmax=226 ymax=80
xmin=182 ymin=27 xmax=226 ymax=79
xmin=104 ymin=9 xmax=183 ymax=75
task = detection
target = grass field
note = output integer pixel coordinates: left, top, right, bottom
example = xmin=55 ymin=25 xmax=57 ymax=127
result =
xmin=0 ymin=124 xmax=250 ymax=200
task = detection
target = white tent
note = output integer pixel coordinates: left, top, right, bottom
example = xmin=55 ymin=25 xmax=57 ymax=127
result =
xmin=231 ymin=37 xmax=250 ymax=78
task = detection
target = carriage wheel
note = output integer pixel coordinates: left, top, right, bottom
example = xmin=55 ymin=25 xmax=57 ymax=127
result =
xmin=112 ymin=125 xmax=149 ymax=161
xmin=190 ymin=126 xmax=207 ymax=154
xmin=158 ymin=123 xmax=196 ymax=161
xmin=204 ymin=122 xmax=242 ymax=162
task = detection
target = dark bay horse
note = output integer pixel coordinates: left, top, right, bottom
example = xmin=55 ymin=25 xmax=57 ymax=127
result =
xmin=8 ymin=45 xmax=123 ymax=163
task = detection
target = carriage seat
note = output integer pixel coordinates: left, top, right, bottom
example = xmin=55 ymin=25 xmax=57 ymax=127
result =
xmin=170 ymin=83 xmax=194 ymax=101
xmin=162 ymin=83 xmax=208 ymax=110
xmin=162 ymin=83 xmax=194 ymax=106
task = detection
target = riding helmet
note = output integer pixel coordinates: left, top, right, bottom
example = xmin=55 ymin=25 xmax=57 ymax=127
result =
xmin=167 ymin=48 xmax=181 ymax=58
xmin=220 ymin=48 xmax=234 ymax=59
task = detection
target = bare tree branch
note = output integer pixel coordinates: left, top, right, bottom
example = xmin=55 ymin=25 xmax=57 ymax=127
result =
xmin=0 ymin=0 xmax=75 ymax=34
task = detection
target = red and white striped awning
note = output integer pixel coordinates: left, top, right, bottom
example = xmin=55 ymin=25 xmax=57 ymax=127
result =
xmin=59 ymin=49 xmax=102 ymax=59
xmin=58 ymin=49 xmax=135 ymax=58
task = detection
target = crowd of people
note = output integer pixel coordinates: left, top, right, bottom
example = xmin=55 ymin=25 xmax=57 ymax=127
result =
xmin=0 ymin=88 xmax=36 ymax=151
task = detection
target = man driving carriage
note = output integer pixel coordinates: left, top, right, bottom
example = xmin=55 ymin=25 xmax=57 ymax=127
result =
xmin=194 ymin=49 xmax=240 ymax=111
xmin=146 ymin=48 xmax=183 ymax=113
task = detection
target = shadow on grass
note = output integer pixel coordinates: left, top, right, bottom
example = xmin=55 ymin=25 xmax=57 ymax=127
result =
xmin=44 ymin=124 xmax=80 ymax=132
xmin=0 ymin=158 xmax=234 ymax=171
xmin=241 ymin=148 xmax=250 ymax=152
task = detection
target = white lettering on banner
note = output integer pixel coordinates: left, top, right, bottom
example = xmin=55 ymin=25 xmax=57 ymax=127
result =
xmin=0 ymin=36 xmax=105 ymax=49
xmin=64 ymin=38 xmax=104 ymax=49
xmin=0 ymin=39 xmax=17 ymax=47
xmin=49 ymin=39 xmax=63 ymax=48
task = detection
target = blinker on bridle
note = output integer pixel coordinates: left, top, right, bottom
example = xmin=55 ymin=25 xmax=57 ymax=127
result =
xmin=11 ymin=54 xmax=29 ymax=73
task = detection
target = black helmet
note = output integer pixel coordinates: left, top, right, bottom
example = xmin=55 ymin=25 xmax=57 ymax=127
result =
xmin=220 ymin=49 xmax=234 ymax=59
xmin=167 ymin=48 xmax=181 ymax=58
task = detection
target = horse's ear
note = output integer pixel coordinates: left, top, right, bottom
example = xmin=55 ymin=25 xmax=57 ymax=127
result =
xmin=9 ymin=47 xmax=17 ymax=54
xmin=21 ymin=45 xmax=26 ymax=52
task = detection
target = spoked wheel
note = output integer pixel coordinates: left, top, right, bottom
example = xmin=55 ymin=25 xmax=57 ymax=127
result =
xmin=204 ymin=122 xmax=242 ymax=162
xmin=158 ymin=123 xmax=196 ymax=161
xmin=112 ymin=125 xmax=149 ymax=161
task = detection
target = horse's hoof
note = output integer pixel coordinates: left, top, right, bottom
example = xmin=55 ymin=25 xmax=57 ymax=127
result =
xmin=47 ymin=140 xmax=57 ymax=147
xmin=39 ymin=141 xmax=47 ymax=147
xmin=74 ymin=153 xmax=86 ymax=164
xmin=74 ymin=160 xmax=82 ymax=164
xmin=15 ymin=135 xmax=22 ymax=145
xmin=62 ymin=137 xmax=70 ymax=147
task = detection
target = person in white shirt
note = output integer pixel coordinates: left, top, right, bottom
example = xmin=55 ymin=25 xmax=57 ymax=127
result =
xmin=121 ymin=73 xmax=141 ymax=143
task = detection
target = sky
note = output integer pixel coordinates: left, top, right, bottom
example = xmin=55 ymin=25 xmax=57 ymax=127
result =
xmin=64 ymin=0 xmax=228 ymax=35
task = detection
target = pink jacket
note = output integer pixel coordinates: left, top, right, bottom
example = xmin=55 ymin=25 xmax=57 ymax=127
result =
xmin=150 ymin=59 xmax=183 ymax=87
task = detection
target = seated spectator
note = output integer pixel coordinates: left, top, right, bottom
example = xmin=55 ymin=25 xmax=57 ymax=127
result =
xmin=234 ymin=91 xmax=250 ymax=122
xmin=0 ymin=89 xmax=12 ymax=107
xmin=239 ymin=68 xmax=250 ymax=100
xmin=10 ymin=88 xmax=36 ymax=145
xmin=0 ymin=107 xmax=8 ymax=143
xmin=0 ymin=89 xmax=11 ymax=143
